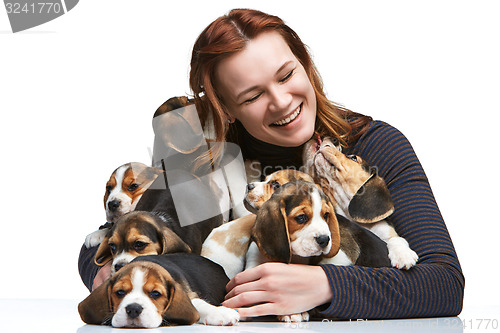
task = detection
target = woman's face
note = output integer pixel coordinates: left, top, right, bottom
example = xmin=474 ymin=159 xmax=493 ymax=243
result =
xmin=215 ymin=32 xmax=317 ymax=147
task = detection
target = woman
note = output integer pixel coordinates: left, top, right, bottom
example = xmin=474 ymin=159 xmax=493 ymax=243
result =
xmin=189 ymin=8 xmax=464 ymax=319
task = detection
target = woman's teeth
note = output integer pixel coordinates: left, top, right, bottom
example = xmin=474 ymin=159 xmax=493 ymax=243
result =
xmin=273 ymin=105 xmax=301 ymax=126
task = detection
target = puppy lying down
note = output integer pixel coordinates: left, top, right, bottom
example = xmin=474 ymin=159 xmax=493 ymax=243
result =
xmin=79 ymin=253 xmax=239 ymax=327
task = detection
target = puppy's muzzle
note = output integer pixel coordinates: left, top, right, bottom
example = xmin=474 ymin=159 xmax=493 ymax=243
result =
xmin=108 ymin=200 xmax=121 ymax=212
xmin=315 ymin=235 xmax=330 ymax=248
xmin=126 ymin=303 xmax=143 ymax=319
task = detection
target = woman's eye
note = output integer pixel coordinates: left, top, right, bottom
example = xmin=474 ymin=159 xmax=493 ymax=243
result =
xmin=128 ymin=183 xmax=139 ymax=191
xmin=294 ymin=214 xmax=309 ymax=224
xmin=244 ymin=92 xmax=262 ymax=104
xmin=279 ymin=69 xmax=294 ymax=83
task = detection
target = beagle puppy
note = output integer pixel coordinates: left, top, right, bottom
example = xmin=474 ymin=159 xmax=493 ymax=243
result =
xmin=84 ymin=162 xmax=163 ymax=248
xmin=79 ymin=253 xmax=240 ymax=327
xmin=202 ymin=169 xmax=314 ymax=279
xmin=247 ymin=179 xmax=340 ymax=267
xmin=94 ymin=211 xmax=191 ymax=274
xmin=303 ymin=136 xmax=418 ymax=269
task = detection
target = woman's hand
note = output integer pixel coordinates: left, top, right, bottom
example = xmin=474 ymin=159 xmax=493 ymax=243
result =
xmin=222 ymin=262 xmax=333 ymax=318
xmin=92 ymin=261 xmax=111 ymax=291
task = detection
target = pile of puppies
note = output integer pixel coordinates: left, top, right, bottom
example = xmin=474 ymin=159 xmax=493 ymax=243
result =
xmin=79 ymin=97 xmax=418 ymax=328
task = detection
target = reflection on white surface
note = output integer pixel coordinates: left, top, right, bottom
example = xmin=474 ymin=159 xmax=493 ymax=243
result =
xmin=4 ymin=299 xmax=498 ymax=333
xmin=76 ymin=317 xmax=464 ymax=333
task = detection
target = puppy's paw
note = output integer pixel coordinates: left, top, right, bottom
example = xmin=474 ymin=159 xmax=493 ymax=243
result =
xmin=201 ymin=306 xmax=240 ymax=326
xmin=387 ymin=237 xmax=419 ymax=269
xmin=278 ymin=312 xmax=309 ymax=323
xmin=84 ymin=228 xmax=108 ymax=248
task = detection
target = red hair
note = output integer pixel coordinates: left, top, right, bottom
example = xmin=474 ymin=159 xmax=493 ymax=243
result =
xmin=190 ymin=9 xmax=371 ymax=162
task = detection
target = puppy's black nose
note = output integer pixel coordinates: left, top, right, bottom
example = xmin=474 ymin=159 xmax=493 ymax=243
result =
xmin=315 ymin=235 xmax=330 ymax=248
xmin=126 ymin=303 xmax=143 ymax=319
xmin=108 ymin=200 xmax=120 ymax=212
xmin=246 ymin=183 xmax=255 ymax=192
xmin=114 ymin=263 xmax=125 ymax=272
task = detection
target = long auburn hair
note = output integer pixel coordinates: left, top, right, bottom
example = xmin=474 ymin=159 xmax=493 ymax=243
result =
xmin=190 ymin=8 xmax=371 ymax=164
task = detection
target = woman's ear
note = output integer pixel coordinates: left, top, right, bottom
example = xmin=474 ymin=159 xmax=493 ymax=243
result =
xmin=78 ymin=280 xmax=112 ymax=325
xmin=252 ymin=197 xmax=291 ymax=263
xmin=348 ymin=175 xmax=394 ymax=223
xmin=323 ymin=202 xmax=341 ymax=258
xmin=162 ymin=280 xmax=200 ymax=325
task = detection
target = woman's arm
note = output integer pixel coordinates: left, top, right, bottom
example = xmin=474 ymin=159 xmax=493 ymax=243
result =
xmin=224 ymin=121 xmax=464 ymax=319
xmin=318 ymin=121 xmax=464 ymax=319
xmin=78 ymin=244 xmax=100 ymax=292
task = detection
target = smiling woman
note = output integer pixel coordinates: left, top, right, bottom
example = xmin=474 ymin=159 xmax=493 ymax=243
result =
xmin=214 ymin=32 xmax=317 ymax=147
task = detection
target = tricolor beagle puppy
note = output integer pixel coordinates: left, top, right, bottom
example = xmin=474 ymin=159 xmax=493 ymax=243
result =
xmin=104 ymin=162 xmax=163 ymax=223
xmin=94 ymin=211 xmax=191 ymax=274
xmin=202 ymin=169 xmax=314 ymax=279
xmin=79 ymin=253 xmax=240 ymax=327
xmin=303 ymin=136 xmax=418 ymax=269
xmin=95 ymin=170 xmax=224 ymax=273
xmin=84 ymin=162 xmax=163 ymax=248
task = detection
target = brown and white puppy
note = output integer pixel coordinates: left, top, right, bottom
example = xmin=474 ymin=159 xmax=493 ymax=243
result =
xmin=79 ymin=253 xmax=240 ymax=327
xmin=94 ymin=211 xmax=191 ymax=274
xmin=84 ymin=162 xmax=163 ymax=248
xmin=303 ymin=136 xmax=418 ymax=269
xmin=202 ymin=169 xmax=314 ymax=279
xmin=248 ymin=179 xmax=340 ymax=267
xmin=104 ymin=162 xmax=163 ymax=223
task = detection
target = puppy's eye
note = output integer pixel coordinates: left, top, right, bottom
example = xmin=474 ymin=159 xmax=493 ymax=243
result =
xmin=294 ymin=214 xmax=309 ymax=224
xmin=347 ymin=155 xmax=358 ymax=162
xmin=109 ymin=243 xmax=117 ymax=254
xmin=106 ymin=185 xmax=112 ymax=193
xmin=323 ymin=212 xmax=330 ymax=220
xmin=270 ymin=180 xmax=281 ymax=190
xmin=128 ymin=183 xmax=139 ymax=191
xmin=149 ymin=290 xmax=162 ymax=299
xmin=134 ymin=241 xmax=147 ymax=250
xmin=115 ymin=290 xmax=126 ymax=298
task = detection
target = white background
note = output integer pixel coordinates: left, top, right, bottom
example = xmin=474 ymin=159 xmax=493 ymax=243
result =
xmin=0 ymin=0 xmax=499 ymax=314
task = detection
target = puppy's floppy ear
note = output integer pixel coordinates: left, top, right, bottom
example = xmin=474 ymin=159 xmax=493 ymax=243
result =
xmin=162 ymin=280 xmax=199 ymax=325
xmin=348 ymin=174 xmax=394 ymax=223
xmin=161 ymin=227 xmax=192 ymax=254
xmin=78 ymin=280 xmax=112 ymax=325
xmin=323 ymin=202 xmax=341 ymax=258
xmin=94 ymin=234 xmax=112 ymax=266
xmin=252 ymin=197 xmax=291 ymax=263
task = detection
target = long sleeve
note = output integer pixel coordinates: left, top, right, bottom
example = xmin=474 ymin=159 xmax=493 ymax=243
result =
xmin=318 ymin=121 xmax=464 ymax=319
xmin=78 ymin=244 xmax=100 ymax=292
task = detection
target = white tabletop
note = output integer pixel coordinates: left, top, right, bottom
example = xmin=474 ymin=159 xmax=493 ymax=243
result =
xmin=0 ymin=299 xmax=498 ymax=333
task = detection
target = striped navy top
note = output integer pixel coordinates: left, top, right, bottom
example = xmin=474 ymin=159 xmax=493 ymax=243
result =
xmin=319 ymin=120 xmax=464 ymax=319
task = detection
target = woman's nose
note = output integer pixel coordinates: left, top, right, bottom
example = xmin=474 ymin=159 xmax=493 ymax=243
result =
xmin=267 ymin=85 xmax=292 ymax=112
